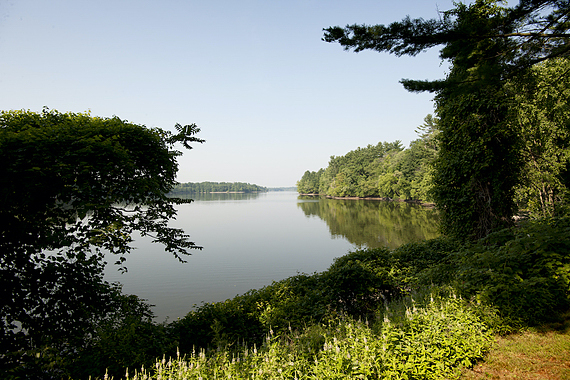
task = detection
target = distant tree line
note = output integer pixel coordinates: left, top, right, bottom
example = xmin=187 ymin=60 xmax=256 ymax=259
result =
xmin=297 ymin=115 xmax=439 ymax=201
xmin=171 ymin=181 xmax=268 ymax=194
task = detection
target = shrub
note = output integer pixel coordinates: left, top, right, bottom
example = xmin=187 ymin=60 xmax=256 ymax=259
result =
xmin=71 ymin=291 xmax=172 ymax=380
xmin=452 ymin=217 xmax=570 ymax=326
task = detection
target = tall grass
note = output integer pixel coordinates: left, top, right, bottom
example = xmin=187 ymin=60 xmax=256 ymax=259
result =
xmin=122 ymin=293 xmax=493 ymax=380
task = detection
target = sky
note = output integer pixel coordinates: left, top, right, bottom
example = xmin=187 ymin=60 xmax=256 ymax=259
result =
xmin=0 ymin=0 xmax=458 ymax=188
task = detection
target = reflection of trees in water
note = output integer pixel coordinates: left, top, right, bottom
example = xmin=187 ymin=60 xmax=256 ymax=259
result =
xmin=297 ymin=196 xmax=440 ymax=249
xmin=170 ymin=192 xmax=264 ymax=202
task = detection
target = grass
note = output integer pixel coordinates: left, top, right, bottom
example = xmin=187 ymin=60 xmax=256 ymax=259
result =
xmin=462 ymin=312 xmax=570 ymax=380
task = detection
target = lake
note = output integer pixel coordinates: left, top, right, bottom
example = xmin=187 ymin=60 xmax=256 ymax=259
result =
xmin=104 ymin=191 xmax=439 ymax=321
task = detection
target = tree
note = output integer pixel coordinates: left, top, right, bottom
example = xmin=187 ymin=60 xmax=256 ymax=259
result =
xmin=512 ymin=57 xmax=570 ymax=217
xmin=323 ymin=0 xmax=570 ymax=239
xmin=297 ymin=170 xmax=322 ymax=194
xmin=0 ymin=108 xmax=203 ymax=377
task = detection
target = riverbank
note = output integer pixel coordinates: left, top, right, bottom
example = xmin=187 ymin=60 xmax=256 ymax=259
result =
xmin=68 ymin=216 xmax=570 ymax=379
xmin=298 ymin=193 xmax=436 ymax=207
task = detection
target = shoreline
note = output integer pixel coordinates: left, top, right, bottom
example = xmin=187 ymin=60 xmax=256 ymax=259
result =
xmin=297 ymin=193 xmax=436 ymax=208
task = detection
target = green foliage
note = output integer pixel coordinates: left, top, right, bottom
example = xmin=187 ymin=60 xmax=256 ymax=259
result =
xmin=6 ymin=107 xmax=568 ymax=378
xmin=169 ymin=290 xmax=265 ymax=354
xmin=511 ymin=58 xmax=570 ymax=218
xmin=432 ymin=81 xmax=520 ymax=240
xmin=427 ymin=0 xmax=524 ymax=240
xmin=71 ymin=290 xmax=173 ymax=380
xmin=324 ymin=1 xmax=570 ymax=78
xmin=399 ymin=218 xmax=570 ymax=329
xmin=169 ymin=218 xmax=570 ymax=360
xmin=451 ymin=218 xmax=570 ymax=327
xmin=171 ymin=181 xmax=267 ymax=194
xmin=389 ymin=236 xmax=459 ymax=288
xmin=0 ymin=108 xmax=202 ymax=378
xmin=128 ymin=296 xmax=493 ymax=380
xmin=297 ymin=128 xmax=439 ymax=201
xmin=296 ymin=169 xmax=323 ymax=194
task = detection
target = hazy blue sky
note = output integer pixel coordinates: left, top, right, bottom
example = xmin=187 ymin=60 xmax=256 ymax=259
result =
xmin=0 ymin=0 xmax=458 ymax=187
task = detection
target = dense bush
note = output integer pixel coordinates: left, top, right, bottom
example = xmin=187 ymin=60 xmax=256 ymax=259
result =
xmin=450 ymin=218 xmax=570 ymax=327
xmin=71 ymin=292 xmax=173 ymax=379
xmin=390 ymin=218 xmax=570 ymax=329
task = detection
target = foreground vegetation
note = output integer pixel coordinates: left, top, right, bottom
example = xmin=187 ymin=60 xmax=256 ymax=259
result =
xmin=72 ymin=216 xmax=569 ymax=379
xmin=126 ymin=294 xmax=493 ymax=380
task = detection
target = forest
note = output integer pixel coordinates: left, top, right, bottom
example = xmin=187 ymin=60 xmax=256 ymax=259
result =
xmin=296 ymin=115 xmax=438 ymax=202
xmin=171 ymin=181 xmax=267 ymax=194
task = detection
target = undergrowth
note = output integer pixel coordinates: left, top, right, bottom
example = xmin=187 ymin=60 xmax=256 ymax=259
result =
xmin=51 ymin=217 xmax=570 ymax=379
xmin=124 ymin=293 xmax=494 ymax=380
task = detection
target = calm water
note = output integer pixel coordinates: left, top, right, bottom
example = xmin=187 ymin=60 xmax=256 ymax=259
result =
xmin=104 ymin=191 xmax=439 ymax=321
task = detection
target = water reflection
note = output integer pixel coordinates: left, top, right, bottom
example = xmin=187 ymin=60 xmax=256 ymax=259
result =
xmin=171 ymin=192 xmax=264 ymax=202
xmin=297 ymin=196 xmax=440 ymax=249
